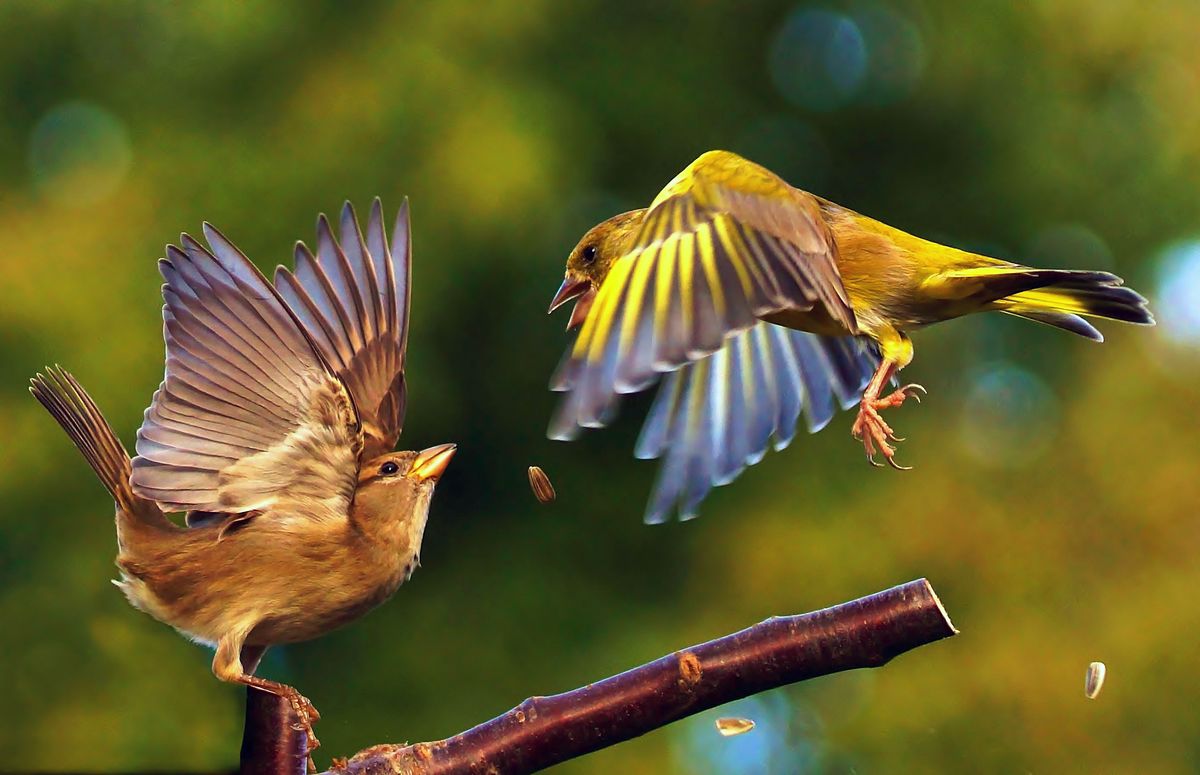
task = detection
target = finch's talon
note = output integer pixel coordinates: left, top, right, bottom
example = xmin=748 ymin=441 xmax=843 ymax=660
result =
xmin=854 ymin=381 xmax=926 ymax=466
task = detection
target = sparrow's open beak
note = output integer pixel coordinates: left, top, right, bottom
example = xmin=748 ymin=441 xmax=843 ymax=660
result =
xmin=548 ymin=277 xmax=596 ymax=331
xmin=410 ymin=443 xmax=457 ymax=482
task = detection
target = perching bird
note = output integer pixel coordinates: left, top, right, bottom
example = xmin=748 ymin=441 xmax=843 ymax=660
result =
xmin=30 ymin=199 xmax=454 ymax=750
xmin=548 ymin=150 xmax=1153 ymax=523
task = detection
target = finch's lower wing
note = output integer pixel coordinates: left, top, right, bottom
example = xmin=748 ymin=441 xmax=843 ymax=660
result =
xmin=633 ymin=325 xmax=878 ymax=523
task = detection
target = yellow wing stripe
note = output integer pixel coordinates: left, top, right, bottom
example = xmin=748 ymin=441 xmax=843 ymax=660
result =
xmin=653 ymin=235 xmax=679 ymax=338
xmin=677 ymin=231 xmax=697 ymax=338
xmin=734 ymin=224 xmax=775 ymax=297
xmin=695 ymin=221 xmax=726 ymax=319
xmin=575 ymin=254 xmax=633 ymax=361
xmin=620 ymin=244 xmax=659 ymax=352
xmin=589 ymin=255 xmax=638 ymax=362
xmin=651 ymin=206 xmax=671 ymax=246
xmin=712 ymin=216 xmax=755 ymax=298
xmin=571 ymin=282 xmax=605 ymax=359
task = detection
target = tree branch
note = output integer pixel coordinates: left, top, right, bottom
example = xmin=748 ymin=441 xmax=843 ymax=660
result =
xmin=312 ymin=578 xmax=955 ymax=775
xmin=241 ymin=686 xmax=309 ymax=775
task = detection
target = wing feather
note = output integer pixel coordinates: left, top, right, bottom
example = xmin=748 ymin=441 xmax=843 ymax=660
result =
xmin=131 ymin=225 xmax=361 ymax=524
xmin=276 ymin=200 xmax=410 ymax=457
xmin=633 ymin=324 xmax=879 ymax=523
xmin=551 ymin=150 xmax=855 ymax=439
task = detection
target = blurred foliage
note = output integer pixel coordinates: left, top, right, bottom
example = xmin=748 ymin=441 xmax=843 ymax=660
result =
xmin=1 ymin=1 xmax=1198 ymax=772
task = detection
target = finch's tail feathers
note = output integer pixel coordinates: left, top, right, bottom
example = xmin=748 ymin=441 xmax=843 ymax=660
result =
xmin=998 ymin=307 xmax=1105 ymax=340
xmin=30 ymin=366 xmax=170 ymax=531
xmin=946 ymin=266 xmax=1155 ymax=340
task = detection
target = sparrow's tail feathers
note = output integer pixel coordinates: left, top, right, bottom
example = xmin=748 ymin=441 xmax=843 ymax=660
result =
xmin=30 ymin=366 xmax=169 ymax=531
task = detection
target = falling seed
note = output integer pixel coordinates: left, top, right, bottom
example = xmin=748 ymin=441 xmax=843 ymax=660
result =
xmin=1085 ymin=661 xmax=1106 ymax=699
xmin=715 ymin=717 xmax=755 ymax=737
xmin=527 ymin=466 xmax=556 ymax=503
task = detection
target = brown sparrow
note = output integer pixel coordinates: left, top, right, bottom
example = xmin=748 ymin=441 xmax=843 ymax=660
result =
xmin=30 ymin=199 xmax=454 ymax=750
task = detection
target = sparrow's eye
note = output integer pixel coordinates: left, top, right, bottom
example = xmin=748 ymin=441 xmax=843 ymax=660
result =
xmin=580 ymin=244 xmax=597 ymax=263
xmin=380 ymin=461 xmax=400 ymax=476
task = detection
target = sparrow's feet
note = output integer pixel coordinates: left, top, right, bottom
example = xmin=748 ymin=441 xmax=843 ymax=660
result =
xmin=851 ymin=384 xmax=925 ymax=469
xmin=237 ymin=674 xmax=322 ymax=754
xmin=283 ymin=687 xmax=321 ymax=751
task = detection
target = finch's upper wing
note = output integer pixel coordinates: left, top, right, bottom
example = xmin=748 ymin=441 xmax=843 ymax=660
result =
xmin=275 ymin=200 xmax=411 ymax=459
xmin=130 ymin=225 xmax=362 ymax=525
xmin=550 ymin=150 xmax=856 ymax=437
xmin=635 ymin=325 xmax=878 ymax=523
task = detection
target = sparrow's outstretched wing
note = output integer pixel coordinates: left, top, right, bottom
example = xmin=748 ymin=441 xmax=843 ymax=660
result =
xmin=131 ymin=224 xmax=362 ymax=526
xmin=275 ymin=199 xmax=411 ymax=459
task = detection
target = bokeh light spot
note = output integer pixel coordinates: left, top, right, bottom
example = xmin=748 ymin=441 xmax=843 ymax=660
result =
xmin=852 ymin=2 xmax=926 ymax=106
xmin=958 ymin=362 xmax=1059 ymax=469
xmin=1153 ymin=239 xmax=1200 ymax=347
xmin=28 ymin=102 xmax=132 ymax=206
xmin=770 ymin=9 xmax=867 ymax=112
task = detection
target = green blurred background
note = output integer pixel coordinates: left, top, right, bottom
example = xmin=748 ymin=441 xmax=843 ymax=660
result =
xmin=2 ymin=1 xmax=1199 ymax=772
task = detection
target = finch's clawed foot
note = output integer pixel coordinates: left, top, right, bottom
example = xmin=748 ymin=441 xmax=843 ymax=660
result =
xmin=852 ymin=404 xmax=907 ymax=469
xmin=875 ymin=383 xmax=926 ymax=409
xmin=851 ymin=384 xmax=925 ymax=470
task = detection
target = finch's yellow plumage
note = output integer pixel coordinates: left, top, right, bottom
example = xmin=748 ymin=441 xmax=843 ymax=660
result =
xmin=547 ymin=150 xmax=1154 ymax=522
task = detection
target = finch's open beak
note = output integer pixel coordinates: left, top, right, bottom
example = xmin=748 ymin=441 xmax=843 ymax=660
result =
xmin=410 ymin=443 xmax=457 ymax=482
xmin=548 ymin=277 xmax=596 ymax=331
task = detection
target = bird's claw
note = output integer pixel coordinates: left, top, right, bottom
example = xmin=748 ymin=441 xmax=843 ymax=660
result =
xmin=852 ymin=385 xmax=927 ymax=470
xmin=873 ymin=383 xmax=927 ymax=410
xmin=283 ymin=688 xmax=321 ymax=752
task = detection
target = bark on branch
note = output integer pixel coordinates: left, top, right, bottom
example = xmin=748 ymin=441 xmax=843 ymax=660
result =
xmin=244 ymin=578 xmax=955 ymax=775
xmin=241 ymin=685 xmax=309 ymax=774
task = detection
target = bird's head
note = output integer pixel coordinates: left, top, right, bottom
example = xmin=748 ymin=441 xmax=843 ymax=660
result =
xmin=548 ymin=209 xmax=645 ymax=330
xmin=352 ymin=443 xmax=456 ymax=538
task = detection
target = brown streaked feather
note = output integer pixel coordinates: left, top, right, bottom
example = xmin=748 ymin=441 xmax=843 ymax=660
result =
xmin=30 ymin=368 xmax=133 ymax=510
xmin=131 ymin=225 xmax=362 ymax=525
xmin=276 ymin=199 xmax=410 ymax=459
xmin=30 ymin=366 xmax=171 ymax=532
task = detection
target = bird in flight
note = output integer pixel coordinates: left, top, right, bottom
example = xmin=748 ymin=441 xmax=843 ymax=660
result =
xmin=547 ymin=150 xmax=1153 ymax=523
xmin=31 ymin=200 xmax=455 ymax=751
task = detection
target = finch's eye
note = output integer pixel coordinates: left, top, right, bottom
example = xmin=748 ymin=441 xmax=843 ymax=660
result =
xmin=580 ymin=244 xmax=597 ymax=263
xmin=380 ymin=461 xmax=400 ymax=476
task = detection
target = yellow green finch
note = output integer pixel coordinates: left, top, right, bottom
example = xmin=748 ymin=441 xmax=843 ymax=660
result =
xmin=548 ymin=150 xmax=1153 ymax=522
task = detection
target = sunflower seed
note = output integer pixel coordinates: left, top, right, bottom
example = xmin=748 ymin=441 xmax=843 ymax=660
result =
xmin=528 ymin=466 xmax=556 ymax=503
xmin=715 ymin=717 xmax=755 ymax=737
xmin=1085 ymin=661 xmax=1106 ymax=699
